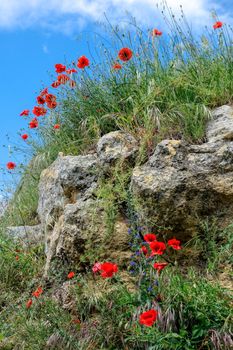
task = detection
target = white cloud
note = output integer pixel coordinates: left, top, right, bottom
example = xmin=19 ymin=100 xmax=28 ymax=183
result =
xmin=42 ymin=44 xmax=49 ymax=53
xmin=0 ymin=0 xmax=231 ymax=33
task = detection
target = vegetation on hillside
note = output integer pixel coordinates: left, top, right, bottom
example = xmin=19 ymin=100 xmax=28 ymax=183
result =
xmin=0 ymin=3 xmax=232 ymax=349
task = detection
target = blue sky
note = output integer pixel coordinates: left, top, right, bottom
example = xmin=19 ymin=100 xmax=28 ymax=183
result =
xmin=0 ymin=0 xmax=232 ymax=193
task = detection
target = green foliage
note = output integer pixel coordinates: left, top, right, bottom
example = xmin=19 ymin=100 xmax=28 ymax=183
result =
xmin=0 ymin=5 xmax=233 ymax=350
xmin=2 ymin=4 xmax=233 ymax=228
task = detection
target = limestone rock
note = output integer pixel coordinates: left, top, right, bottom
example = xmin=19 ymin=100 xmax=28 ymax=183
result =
xmin=6 ymin=225 xmax=43 ymax=247
xmin=131 ymin=106 xmax=233 ymax=239
xmin=207 ymin=105 xmax=233 ymax=143
xmin=37 ymin=153 xmax=99 ymax=230
xmin=97 ymin=130 xmax=138 ymax=163
xmin=44 ymin=198 xmax=130 ymax=275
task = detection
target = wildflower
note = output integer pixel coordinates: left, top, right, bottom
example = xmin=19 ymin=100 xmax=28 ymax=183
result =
xmin=144 ymin=233 xmax=156 ymax=243
xmin=29 ymin=118 xmax=38 ymax=129
xmin=72 ymin=319 xmax=81 ymax=324
xmin=32 ymin=286 xmax=43 ymax=298
xmin=92 ymin=262 xmax=102 ymax=273
xmin=100 ymin=262 xmax=118 ymax=278
xmin=118 ymin=47 xmax=133 ymax=62
xmin=55 ymin=63 xmax=66 ymax=73
xmin=45 ymin=94 xmax=56 ymax=103
xmin=47 ymin=101 xmax=57 ymax=109
xmin=213 ymin=21 xmax=223 ymax=29
xmin=77 ymin=55 xmax=90 ymax=69
xmin=167 ymin=238 xmax=181 ymax=250
xmin=66 ymin=68 xmax=77 ymax=74
xmin=32 ymin=106 xmax=47 ymax=117
xmin=15 ymin=255 xmax=19 ymax=261
xmin=127 ymin=228 xmax=132 ymax=234
xmin=7 ymin=162 xmax=16 ymax=170
xmin=57 ymin=74 xmax=70 ymax=84
xmin=20 ymin=109 xmax=30 ymax=116
xmin=141 ymin=246 xmax=148 ymax=255
xmin=139 ymin=309 xmax=157 ymax=327
xmin=150 ymin=241 xmax=166 ymax=255
xmin=153 ymin=262 xmax=168 ymax=272
xmin=113 ymin=63 xmax=122 ymax=69
xmin=54 ymin=124 xmax=60 ymax=129
xmin=51 ymin=81 xmax=61 ymax=88
xmin=147 ymin=286 xmax=153 ymax=292
xmin=130 ymin=261 xmax=136 ymax=266
xmin=21 ymin=134 xmax=28 ymax=140
xmin=26 ymin=299 xmax=33 ymax=309
xmin=67 ymin=271 xmax=75 ymax=279
xmin=152 ymin=28 xmax=162 ymax=36
xmin=37 ymin=96 xmax=45 ymax=105
xmin=40 ymin=88 xmax=48 ymax=96
xmin=69 ymin=80 xmax=76 ymax=88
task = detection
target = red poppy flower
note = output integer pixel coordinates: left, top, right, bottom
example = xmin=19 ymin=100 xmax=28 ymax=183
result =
xmin=69 ymin=80 xmax=76 ymax=88
xmin=21 ymin=134 xmax=28 ymax=140
xmin=20 ymin=109 xmax=30 ymax=116
xmin=67 ymin=271 xmax=75 ymax=279
xmin=77 ymin=55 xmax=90 ymax=69
xmin=141 ymin=246 xmax=148 ymax=255
xmin=118 ymin=48 xmax=133 ymax=62
xmin=213 ymin=21 xmax=223 ymax=29
xmin=113 ymin=63 xmax=122 ymax=70
xmin=26 ymin=299 xmax=33 ymax=309
xmin=167 ymin=238 xmax=181 ymax=250
xmin=139 ymin=309 xmax=157 ymax=327
xmin=144 ymin=233 xmax=157 ymax=243
xmin=153 ymin=262 xmax=168 ymax=272
xmin=100 ymin=262 xmax=118 ymax=278
xmin=32 ymin=106 xmax=47 ymax=117
xmin=55 ymin=63 xmax=66 ymax=73
xmin=40 ymin=88 xmax=48 ymax=96
xmin=37 ymin=96 xmax=45 ymax=105
xmin=32 ymin=286 xmax=43 ymax=298
xmin=66 ymin=68 xmax=77 ymax=74
xmin=152 ymin=28 xmax=162 ymax=36
xmin=29 ymin=118 xmax=38 ymax=129
xmin=51 ymin=81 xmax=61 ymax=88
xmin=45 ymin=93 xmax=56 ymax=103
xmin=7 ymin=162 xmax=16 ymax=170
xmin=54 ymin=124 xmax=60 ymax=129
xmin=149 ymin=241 xmax=166 ymax=255
xmin=57 ymin=74 xmax=70 ymax=84
xmin=47 ymin=101 xmax=57 ymax=109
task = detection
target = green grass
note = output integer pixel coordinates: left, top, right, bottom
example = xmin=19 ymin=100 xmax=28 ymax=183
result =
xmin=0 ymin=4 xmax=233 ymax=350
xmin=2 ymin=6 xmax=233 ymax=229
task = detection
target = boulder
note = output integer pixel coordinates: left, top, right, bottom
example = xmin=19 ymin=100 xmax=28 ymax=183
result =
xmin=44 ymin=198 xmax=130 ymax=276
xmin=97 ymin=130 xmax=138 ymax=164
xmin=37 ymin=153 xmax=99 ymax=230
xmin=131 ymin=106 xmax=233 ymax=239
xmin=37 ymin=132 xmax=136 ymax=276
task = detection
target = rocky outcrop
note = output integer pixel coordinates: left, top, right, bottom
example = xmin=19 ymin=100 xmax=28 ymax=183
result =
xmin=6 ymin=106 xmax=233 ymax=274
xmin=37 ymin=131 xmax=138 ymax=276
xmin=131 ymin=105 xmax=233 ymax=239
xmin=6 ymin=225 xmax=43 ymax=247
xmin=97 ymin=130 xmax=138 ymax=164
